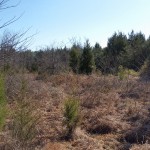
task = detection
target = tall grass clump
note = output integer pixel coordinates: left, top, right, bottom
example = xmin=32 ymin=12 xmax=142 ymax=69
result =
xmin=0 ymin=74 xmax=7 ymax=130
xmin=63 ymin=97 xmax=80 ymax=140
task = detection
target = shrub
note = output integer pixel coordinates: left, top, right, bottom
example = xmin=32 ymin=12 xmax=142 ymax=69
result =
xmin=12 ymin=100 xmax=39 ymax=147
xmin=11 ymin=77 xmax=39 ymax=147
xmin=118 ymin=66 xmax=126 ymax=80
xmin=118 ymin=66 xmax=138 ymax=80
xmin=63 ymin=97 xmax=80 ymax=140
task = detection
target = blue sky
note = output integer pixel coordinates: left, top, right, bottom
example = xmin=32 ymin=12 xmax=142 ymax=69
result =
xmin=1 ymin=0 xmax=150 ymax=50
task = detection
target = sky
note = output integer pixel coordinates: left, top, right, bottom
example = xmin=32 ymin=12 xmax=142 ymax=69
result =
xmin=0 ymin=0 xmax=150 ymax=50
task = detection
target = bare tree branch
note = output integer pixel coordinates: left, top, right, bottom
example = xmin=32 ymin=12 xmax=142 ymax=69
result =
xmin=0 ymin=0 xmax=21 ymax=29
xmin=0 ymin=0 xmax=20 ymax=10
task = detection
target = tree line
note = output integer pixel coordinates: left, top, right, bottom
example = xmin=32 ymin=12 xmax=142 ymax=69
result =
xmin=1 ymin=30 xmax=150 ymax=76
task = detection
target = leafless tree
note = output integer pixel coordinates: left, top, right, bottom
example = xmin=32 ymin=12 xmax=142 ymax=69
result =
xmin=0 ymin=29 xmax=36 ymax=72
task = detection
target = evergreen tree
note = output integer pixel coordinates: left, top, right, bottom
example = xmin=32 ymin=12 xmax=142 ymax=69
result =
xmin=124 ymin=30 xmax=146 ymax=71
xmin=79 ymin=40 xmax=95 ymax=74
xmin=106 ymin=32 xmax=127 ymax=73
xmin=69 ymin=45 xmax=81 ymax=73
xmin=92 ymin=42 xmax=103 ymax=71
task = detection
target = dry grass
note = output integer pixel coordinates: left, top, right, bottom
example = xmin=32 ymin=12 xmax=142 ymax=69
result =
xmin=130 ymin=143 xmax=150 ymax=150
xmin=1 ymin=72 xmax=150 ymax=149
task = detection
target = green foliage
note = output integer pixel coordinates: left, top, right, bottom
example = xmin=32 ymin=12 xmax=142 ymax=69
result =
xmin=118 ymin=66 xmax=139 ymax=80
xmin=95 ymin=30 xmax=148 ymax=74
xmin=118 ymin=66 xmax=126 ymax=80
xmin=93 ymin=42 xmax=103 ymax=71
xmin=107 ymin=32 xmax=127 ymax=56
xmin=79 ymin=40 xmax=95 ymax=74
xmin=12 ymin=77 xmax=39 ymax=146
xmin=127 ymin=69 xmax=139 ymax=76
xmin=106 ymin=32 xmax=127 ymax=73
xmin=69 ymin=45 xmax=81 ymax=73
xmin=0 ymin=74 xmax=7 ymax=130
xmin=123 ymin=31 xmax=147 ymax=71
xmin=12 ymin=100 xmax=39 ymax=146
xmin=63 ymin=97 xmax=80 ymax=139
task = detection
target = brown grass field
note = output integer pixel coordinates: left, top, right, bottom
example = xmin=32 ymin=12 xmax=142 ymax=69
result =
xmin=1 ymin=73 xmax=150 ymax=150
